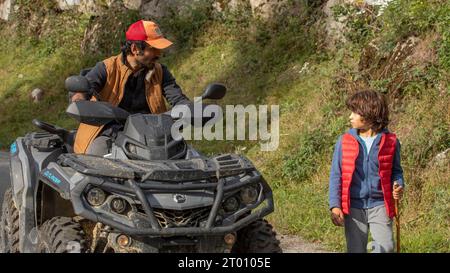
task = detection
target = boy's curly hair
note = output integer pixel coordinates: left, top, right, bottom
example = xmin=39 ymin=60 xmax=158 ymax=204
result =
xmin=345 ymin=90 xmax=389 ymax=132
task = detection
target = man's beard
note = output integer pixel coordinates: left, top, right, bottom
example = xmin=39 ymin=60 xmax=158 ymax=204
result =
xmin=136 ymin=59 xmax=152 ymax=68
xmin=137 ymin=56 xmax=159 ymax=69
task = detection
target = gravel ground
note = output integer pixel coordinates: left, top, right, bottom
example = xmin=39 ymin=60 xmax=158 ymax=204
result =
xmin=278 ymin=234 xmax=332 ymax=253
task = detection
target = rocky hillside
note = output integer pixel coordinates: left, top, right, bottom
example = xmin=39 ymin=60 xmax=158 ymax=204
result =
xmin=0 ymin=0 xmax=448 ymax=252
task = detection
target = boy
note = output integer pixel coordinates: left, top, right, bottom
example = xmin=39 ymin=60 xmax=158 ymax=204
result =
xmin=328 ymin=90 xmax=405 ymax=253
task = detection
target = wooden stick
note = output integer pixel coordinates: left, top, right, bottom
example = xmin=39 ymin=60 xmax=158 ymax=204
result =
xmin=394 ymin=183 xmax=401 ymax=253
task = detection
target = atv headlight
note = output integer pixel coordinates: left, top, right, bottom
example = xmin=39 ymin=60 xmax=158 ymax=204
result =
xmin=126 ymin=143 xmax=137 ymax=154
xmin=86 ymin=187 xmax=106 ymax=207
xmin=111 ymin=197 xmax=129 ymax=214
xmin=223 ymin=196 xmax=240 ymax=213
xmin=240 ymin=185 xmax=258 ymax=205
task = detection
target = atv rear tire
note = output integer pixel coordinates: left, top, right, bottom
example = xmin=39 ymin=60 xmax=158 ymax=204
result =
xmin=0 ymin=188 xmax=20 ymax=253
xmin=37 ymin=217 xmax=86 ymax=253
xmin=232 ymin=219 xmax=282 ymax=253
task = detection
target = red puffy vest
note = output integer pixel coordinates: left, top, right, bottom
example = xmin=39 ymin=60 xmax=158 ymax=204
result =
xmin=341 ymin=133 xmax=397 ymax=218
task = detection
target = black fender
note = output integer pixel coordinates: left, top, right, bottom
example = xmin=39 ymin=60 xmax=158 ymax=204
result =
xmin=9 ymin=138 xmax=38 ymax=252
xmin=8 ymin=138 xmax=66 ymax=252
xmin=38 ymin=163 xmax=79 ymax=224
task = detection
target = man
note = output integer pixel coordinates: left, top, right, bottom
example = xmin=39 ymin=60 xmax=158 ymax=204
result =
xmin=70 ymin=20 xmax=191 ymax=155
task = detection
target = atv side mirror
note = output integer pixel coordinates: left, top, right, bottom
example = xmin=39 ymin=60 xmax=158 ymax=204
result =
xmin=201 ymin=83 xmax=226 ymax=100
xmin=65 ymin=75 xmax=90 ymax=93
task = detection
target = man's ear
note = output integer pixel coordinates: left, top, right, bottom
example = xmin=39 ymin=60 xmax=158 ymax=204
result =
xmin=131 ymin=43 xmax=145 ymax=56
xmin=130 ymin=43 xmax=138 ymax=56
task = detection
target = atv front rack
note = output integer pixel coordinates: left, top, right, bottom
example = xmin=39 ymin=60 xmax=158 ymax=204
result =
xmin=59 ymin=153 xmax=256 ymax=181
xmin=59 ymin=154 xmax=275 ymax=236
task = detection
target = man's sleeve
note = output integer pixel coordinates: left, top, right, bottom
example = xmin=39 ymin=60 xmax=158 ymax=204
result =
xmin=161 ymin=64 xmax=191 ymax=106
xmin=391 ymin=139 xmax=405 ymax=188
xmin=68 ymin=61 xmax=107 ymax=101
xmin=329 ymin=136 xmax=343 ymax=210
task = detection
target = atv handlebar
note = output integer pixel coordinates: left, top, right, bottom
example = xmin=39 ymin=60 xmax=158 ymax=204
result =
xmin=32 ymin=119 xmax=70 ymax=137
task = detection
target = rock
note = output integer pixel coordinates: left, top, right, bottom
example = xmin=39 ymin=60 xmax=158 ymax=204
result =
xmin=323 ymin=0 xmax=352 ymax=46
xmin=0 ymin=0 xmax=13 ymax=21
xmin=56 ymin=0 xmax=80 ymax=11
xmin=249 ymin=0 xmax=288 ymax=19
xmin=218 ymin=0 xmax=300 ymax=19
xmin=433 ymin=148 xmax=450 ymax=168
xmin=123 ymin=0 xmax=141 ymax=10
xmin=56 ymin=0 xmax=124 ymax=15
xmin=140 ymin=0 xmax=201 ymax=20
xmin=56 ymin=0 xmax=103 ymax=15
xmin=140 ymin=0 xmax=200 ymax=19
xmin=214 ymin=0 xmax=299 ymax=19
xmin=31 ymin=88 xmax=44 ymax=103
xmin=140 ymin=0 xmax=173 ymax=19
xmin=213 ymin=0 xmax=249 ymax=13
xmin=77 ymin=0 xmax=106 ymax=15
xmin=18 ymin=73 xmax=23 ymax=79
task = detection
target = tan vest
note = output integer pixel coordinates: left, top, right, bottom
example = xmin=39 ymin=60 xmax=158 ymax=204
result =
xmin=73 ymin=54 xmax=168 ymax=154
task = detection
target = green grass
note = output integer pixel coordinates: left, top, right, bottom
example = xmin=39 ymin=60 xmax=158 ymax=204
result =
xmin=0 ymin=0 xmax=448 ymax=252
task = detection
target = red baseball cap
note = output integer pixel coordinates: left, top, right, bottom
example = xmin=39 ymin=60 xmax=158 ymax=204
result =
xmin=126 ymin=20 xmax=173 ymax=49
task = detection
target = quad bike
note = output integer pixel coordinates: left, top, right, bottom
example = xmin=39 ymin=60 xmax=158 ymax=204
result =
xmin=0 ymin=74 xmax=281 ymax=253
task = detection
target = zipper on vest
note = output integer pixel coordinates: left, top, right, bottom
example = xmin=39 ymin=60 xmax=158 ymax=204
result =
xmin=357 ymin=134 xmax=370 ymax=209
xmin=365 ymin=133 xmax=381 ymax=208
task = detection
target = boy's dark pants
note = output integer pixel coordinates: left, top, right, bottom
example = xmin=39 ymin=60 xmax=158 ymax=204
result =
xmin=344 ymin=205 xmax=395 ymax=253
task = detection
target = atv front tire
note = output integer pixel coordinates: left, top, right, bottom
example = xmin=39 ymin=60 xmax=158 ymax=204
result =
xmin=37 ymin=217 xmax=86 ymax=253
xmin=232 ymin=219 xmax=282 ymax=253
xmin=0 ymin=188 xmax=20 ymax=253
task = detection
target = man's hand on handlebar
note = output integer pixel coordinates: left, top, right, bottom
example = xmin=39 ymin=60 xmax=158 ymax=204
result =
xmin=71 ymin=92 xmax=87 ymax=102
